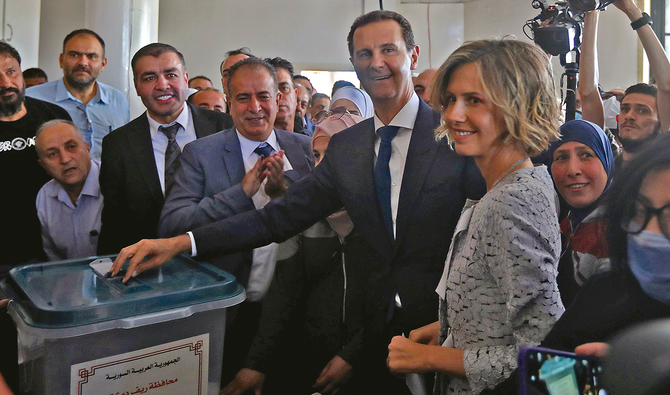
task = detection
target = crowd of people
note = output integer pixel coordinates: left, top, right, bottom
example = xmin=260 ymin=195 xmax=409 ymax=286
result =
xmin=1 ymin=0 xmax=670 ymax=394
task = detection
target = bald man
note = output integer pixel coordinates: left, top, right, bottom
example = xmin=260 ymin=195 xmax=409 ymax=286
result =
xmin=414 ymin=69 xmax=436 ymax=107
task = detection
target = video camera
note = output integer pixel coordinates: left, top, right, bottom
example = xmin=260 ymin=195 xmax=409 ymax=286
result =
xmin=524 ymin=0 xmax=614 ymax=122
xmin=525 ymin=0 xmax=614 ymax=56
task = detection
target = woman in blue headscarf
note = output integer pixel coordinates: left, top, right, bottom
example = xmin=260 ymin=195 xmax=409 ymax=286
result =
xmin=550 ymin=119 xmax=616 ymax=306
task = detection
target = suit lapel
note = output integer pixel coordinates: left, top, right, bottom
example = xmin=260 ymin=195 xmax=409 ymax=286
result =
xmin=189 ymin=102 xmax=215 ymax=138
xmin=129 ymin=113 xmax=163 ymax=201
xmin=275 ymin=130 xmax=312 ymax=175
xmin=394 ymin=101 xmax=441 ymax=246
xmin=222 ymin=129 xmax=246 ymax=184
xmin=353 ymin=119 xmax=395 ymax=258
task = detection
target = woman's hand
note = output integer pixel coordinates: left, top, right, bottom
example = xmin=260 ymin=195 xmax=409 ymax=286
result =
xmin=387 ymin=336 xmax=434 ymax=374
xmin=409 ymin=321 xmax=440 ymax=345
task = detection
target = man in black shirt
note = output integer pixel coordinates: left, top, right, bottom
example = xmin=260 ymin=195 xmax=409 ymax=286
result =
xmin=0 ymin=41 xmax=71 ymax=395
xmin=0 ymin=42 xmax=71 ymax=274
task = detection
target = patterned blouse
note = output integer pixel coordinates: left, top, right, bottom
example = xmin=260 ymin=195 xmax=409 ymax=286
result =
xmin=435 ymin=165 xmax=565 ymax=394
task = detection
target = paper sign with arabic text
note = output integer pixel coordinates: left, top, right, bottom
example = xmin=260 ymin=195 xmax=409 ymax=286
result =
xmin=70 ymin=333 xmax=209 ymax=395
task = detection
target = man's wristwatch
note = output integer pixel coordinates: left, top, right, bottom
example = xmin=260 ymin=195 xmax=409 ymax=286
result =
xmin=631 ymin=12 xmax=653 ymax=30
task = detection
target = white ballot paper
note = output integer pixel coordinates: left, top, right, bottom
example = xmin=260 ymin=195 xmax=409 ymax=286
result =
xmin=403 ymin=333 xmax=428 ymax=395
xmin=89 ymin=257 xmax=114 ymax=277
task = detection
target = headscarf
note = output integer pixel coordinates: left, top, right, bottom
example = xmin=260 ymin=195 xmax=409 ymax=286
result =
xmin=549 ymin=119 xmax=616 ymax=224
xmin=330 ymin=86 xmax=374 ymax=118
xmin=311 ymin=110 xmax=364 ymax=152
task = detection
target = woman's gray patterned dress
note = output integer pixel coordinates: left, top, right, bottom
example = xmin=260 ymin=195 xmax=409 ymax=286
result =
xmin=435 ymin=166 xmax=565 ymax=394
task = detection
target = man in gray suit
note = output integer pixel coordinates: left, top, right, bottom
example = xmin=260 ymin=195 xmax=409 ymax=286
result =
xmin=158 ymin=57 xmax=313 ymax=384
xmin=158 ymin=56 xmax=313 ymax=289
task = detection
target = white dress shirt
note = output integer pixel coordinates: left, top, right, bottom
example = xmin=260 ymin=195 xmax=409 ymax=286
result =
xmin=372 ymin=92 xmax=420 ymax=238
xmin=235 ymin=129 xmax=293 ymax=301
xmin=147 ymin=104 xmax=197 ymax=194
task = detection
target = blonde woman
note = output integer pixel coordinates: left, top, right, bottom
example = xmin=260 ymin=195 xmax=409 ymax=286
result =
xmin=387 ymin=39 xmax=565 ymax=394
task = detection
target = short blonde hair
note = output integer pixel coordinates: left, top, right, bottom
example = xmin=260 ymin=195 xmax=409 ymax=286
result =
xmin=433 ymin=38 xmax=560 ymax=156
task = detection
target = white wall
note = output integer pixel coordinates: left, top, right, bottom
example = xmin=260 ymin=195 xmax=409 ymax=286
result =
xmin=400 ymin=2 xmax=464 ymax=72
xmin=158 ymin=0 xmax=367 ymax=91
xmin=157 ymin=0 xmax=463 ymax=91
xmin=463 ymin=0 xmax=639 ymax=91
xmin=38 ymin=0 xmax=643 ymax=96
xmin=5 ymin=0 xmax=42 ymax=69
xmin=38 ymin=0 xmax=85 ymax=83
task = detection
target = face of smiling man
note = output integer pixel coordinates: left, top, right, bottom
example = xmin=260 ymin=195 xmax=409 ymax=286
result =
xmin=133 ymin=51 xmax=189 ymax=124
xmin=227 ymin=65 xmax=279 ymax=142
xmin=350 ymin=19 xmax=418 ymax=123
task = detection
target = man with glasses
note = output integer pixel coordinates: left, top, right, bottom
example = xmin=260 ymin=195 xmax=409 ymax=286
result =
xmin=26 ymin=29 xmax=129 ymax=161
xmin=111 ymin=11 xmax=484 ymax=394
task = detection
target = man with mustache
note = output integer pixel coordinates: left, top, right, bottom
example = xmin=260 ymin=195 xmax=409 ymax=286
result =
xmin=612 ymin=1 xmax=669 ymax=167
xmin=616 ymin=83 xmax=663 ymax=165
xmin=158 ymin=57 xmax=313 ymax=385
xmin=0 ymin=41 xmax=71 ymax=395
xmin=0 ymin=42 xmax=72 ymax=272
xmin=97 ymin=43 xmax=233 ymax=255
xmin=26 ymin=29 xmax=129 ymax=162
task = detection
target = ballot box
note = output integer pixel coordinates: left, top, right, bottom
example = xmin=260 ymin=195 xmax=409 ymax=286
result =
xmin=0 ymin=255 xmax=245 ymax=395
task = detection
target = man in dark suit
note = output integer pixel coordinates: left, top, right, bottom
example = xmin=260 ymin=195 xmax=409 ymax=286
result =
xmin=98 ymin=43 xmax=233 ymax=254
xmin=113 ymin=11 xmax=485 ymax=394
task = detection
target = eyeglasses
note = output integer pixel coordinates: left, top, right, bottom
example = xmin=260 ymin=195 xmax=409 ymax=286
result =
xmin=624 ymin=198 xmax=670 ymax=240
xmin=314 ymin=106 xmax=361 ymax=124
xmin=601 ymin=92 xmax=624 ymax=103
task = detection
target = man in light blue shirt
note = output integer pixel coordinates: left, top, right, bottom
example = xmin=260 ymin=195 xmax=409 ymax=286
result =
xmin=26 ymin=29 xmax=129 ymax=161
xmin=35 ymin=119 xmax=103 ymax=261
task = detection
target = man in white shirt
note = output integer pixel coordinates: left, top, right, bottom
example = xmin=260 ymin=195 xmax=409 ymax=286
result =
xmin=35 ymin=120 xmax=103 ymax=260
xmin=97 ymin=43 xmax=233 ymax=254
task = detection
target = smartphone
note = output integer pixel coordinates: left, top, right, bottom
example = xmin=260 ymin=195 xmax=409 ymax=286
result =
xmin=518 ymin=346 xmax=610 ymax=395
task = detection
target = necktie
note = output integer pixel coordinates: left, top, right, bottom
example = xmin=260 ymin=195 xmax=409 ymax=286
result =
xmin=375 ymin=125 xmax=399 ymax=238
xmin=159 ymin=123 xmax=181 ymax=195
xmin=254 ymin=142 xmax=275 ymax=158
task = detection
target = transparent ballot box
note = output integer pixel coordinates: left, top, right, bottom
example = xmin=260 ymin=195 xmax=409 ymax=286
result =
xmin=1 ymin=255 xmax=245 ymax=395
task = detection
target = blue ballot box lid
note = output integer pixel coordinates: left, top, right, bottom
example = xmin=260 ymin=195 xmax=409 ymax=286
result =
xmin=1 ymin=255 xmax=244 ymax=329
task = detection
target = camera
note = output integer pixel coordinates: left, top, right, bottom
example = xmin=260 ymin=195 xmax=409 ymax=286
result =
xmin=568 ymin=0 xmax=615 ymax=13
xmin=527 ymin=1 xmax=582 ymax=56
xmin=526 ymin=0 xmax=614 ymax=56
